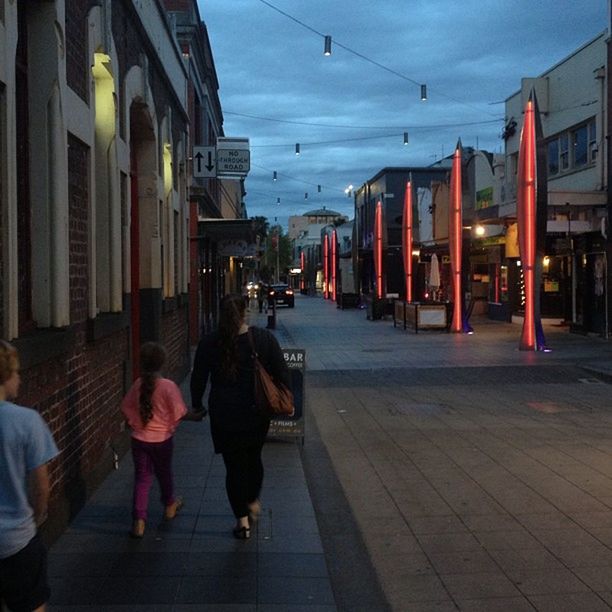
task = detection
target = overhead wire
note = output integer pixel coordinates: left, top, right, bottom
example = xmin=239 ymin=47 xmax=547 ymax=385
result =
xmin=225 ymin=110 xmax=503 ymax=131
xmin=256 ymin=0 xmax=499 ymax=117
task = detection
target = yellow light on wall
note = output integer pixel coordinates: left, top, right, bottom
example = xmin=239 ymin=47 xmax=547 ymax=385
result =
xmin=163 ymin=143 xmax=172 ymax=195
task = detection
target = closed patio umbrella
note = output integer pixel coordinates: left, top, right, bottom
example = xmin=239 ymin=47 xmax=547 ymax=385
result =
xmin=429 ymin=253 xmax=440 ymax=290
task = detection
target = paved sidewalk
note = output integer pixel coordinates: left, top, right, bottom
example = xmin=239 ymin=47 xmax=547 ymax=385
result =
xmin=281 ymin=294 xmax=612 ymax=611
xmin=47 ymin=305 xmax=337 ymax=611
xmin=46 ymin=294 xmax=612 ymax=611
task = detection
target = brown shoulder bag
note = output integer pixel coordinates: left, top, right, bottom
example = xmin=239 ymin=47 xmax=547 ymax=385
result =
xmin=248 ymin=329 xmax=295 ymax=417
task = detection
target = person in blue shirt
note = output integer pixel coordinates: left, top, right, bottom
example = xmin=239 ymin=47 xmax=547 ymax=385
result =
xmin=0 ymin=340 xmax=59 ymax=612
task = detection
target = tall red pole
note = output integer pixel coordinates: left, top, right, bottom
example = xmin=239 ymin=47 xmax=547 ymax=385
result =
xmin=449 ymin=144 xmax=463 ymax=332
xmin=331 ymin=229 xmax=337 ymax=302
xmin=300 ymin=250 xmax=305 ymax=292
xmin=323 ymin=234 xmax=329 ymax=299
xmin=518 ymin=97 xmax=537 ymax=350
xmin=374 ymin=200 xmax=383 ymax=300
xmin=402 ymin=180 xmax=413 ymax=303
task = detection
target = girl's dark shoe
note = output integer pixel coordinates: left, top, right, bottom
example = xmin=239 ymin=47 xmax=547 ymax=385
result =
xmin=233 ymin=525 xmax=250 ymax=540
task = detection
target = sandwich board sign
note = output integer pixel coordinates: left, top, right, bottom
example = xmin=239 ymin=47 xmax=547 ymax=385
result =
xmin=268 ymin=348 xmax=305 ymax=441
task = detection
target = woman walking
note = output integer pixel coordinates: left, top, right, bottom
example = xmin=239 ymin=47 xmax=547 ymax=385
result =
xmin=121 ymin=342 xmax=202 ymax=538
xmin=190 ymin=294 xmax=290 ymax=539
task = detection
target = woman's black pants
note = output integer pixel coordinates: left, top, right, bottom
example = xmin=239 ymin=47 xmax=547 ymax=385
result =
xmin=222 ymin=441 xmax=265 ymax=518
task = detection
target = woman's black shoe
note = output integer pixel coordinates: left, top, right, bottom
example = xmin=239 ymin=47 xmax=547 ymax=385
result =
xmin=233 ymin=525 xmax=250 ymax=539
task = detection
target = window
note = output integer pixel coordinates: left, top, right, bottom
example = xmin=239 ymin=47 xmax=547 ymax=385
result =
xmin=546 ymin=119 xmax=595 ymax=177
xmin=589 ymin=120 xmax=597 ymax=162
xmin=572 ymin=124 xmax=588 ymax=168
xmin=547 ymin=140 xmax=559 ymax=176
xmin=559 ymin=134 xmax=569 ymax=170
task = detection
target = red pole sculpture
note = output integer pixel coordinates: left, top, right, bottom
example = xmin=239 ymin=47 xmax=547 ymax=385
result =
xmin=449 ymin=143 xmax=463 ymax=332
xmin=323 ymin=234 xmax=329 ymax=299
xmin=402 ymin=180 xmax=413 ymax=303
xmin=300 ymin=250 xmax=305 ymax=292
xmin=374 ymin=200 xmax=384 ymax=300
xmin=517 ymin=91 xmax=548 ymax=351
xmin=331 ymin=229 xmax=337 ymax=302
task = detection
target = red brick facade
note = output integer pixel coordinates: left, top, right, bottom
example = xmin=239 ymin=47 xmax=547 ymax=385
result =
xmin=8 ymin=3 xmax=193 ymax=539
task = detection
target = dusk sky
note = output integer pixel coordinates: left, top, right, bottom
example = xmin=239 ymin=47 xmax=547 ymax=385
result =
xmin=198 ymin=1 xmax=607 ymax=230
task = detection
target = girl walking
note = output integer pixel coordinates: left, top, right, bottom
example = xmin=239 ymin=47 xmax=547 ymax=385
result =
xmin=121 ymin=342 xmax=201 ymax=538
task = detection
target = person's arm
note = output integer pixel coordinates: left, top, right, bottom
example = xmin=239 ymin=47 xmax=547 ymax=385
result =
xmin=28 ymin=463 xmax=50 ymax=526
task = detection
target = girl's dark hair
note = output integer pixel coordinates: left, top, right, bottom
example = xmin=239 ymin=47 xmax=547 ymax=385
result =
xmin=139 ymin=342 xmax=167 ymax=424
xmin=218 ymin=293 xmax=247 ymax=382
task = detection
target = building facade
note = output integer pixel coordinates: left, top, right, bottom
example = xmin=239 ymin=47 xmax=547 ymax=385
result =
xmin=0 ymin=0 xmax=200 ymax=537
xmin=502 ymin=31 xmax=607 ymax=332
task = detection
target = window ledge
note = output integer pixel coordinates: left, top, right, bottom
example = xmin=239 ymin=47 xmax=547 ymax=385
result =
xmin=87 ymin=311 xmax=129 ymax=342
xmin=13 ymin=327 xmax=76 ymax=370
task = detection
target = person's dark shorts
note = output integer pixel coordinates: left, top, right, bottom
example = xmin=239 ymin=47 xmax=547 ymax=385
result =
xmin=0 ymin=532 xmax=50 ymax=611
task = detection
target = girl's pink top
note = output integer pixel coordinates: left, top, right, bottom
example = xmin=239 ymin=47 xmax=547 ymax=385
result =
xmin=121 ymin=377 xmax=188 ymax=442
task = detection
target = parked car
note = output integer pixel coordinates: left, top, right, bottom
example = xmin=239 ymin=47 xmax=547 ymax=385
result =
xmin=268 ymin=283 xmax=295 ymax=308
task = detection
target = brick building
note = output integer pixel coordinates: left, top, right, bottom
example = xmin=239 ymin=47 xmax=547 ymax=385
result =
xmin=0 ymin=0 xmax=203 ymax=537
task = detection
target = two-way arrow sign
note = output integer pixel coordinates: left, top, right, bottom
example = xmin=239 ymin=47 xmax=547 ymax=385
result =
xmin=193 ymin=146 xmax=216 ymax=178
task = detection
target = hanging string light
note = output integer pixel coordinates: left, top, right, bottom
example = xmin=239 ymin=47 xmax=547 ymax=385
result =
xmin=305 ymin=192 xmax=308 ymax=199
xmin=421 ymin=84 xmax=427 ymax=101
xmin=273 ymin=170 xmax=277 ymax=181
xmin=324 ymin=35 xmax=332 ymax=56
xmin=317 ymin=184 xmax=321 ymax=192
xmin=403 ymin=132 xmax=409 ymax=145
xmin=276 ymin=197 xmax=281 ymax=205
xmin=295 ymin=143 xmax=300 ymax=156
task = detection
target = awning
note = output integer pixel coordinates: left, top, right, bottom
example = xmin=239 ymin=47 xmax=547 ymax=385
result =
xmin=194 ymin=219 xmax=257 ymax=257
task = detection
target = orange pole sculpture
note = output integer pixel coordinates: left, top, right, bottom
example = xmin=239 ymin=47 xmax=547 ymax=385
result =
xmin=449 ymin=143 xmax=463 ymax=332
xmin=374 ymin=200 xmax=384 ymax=300
xmin=402 ymin=180 xmax=413 ymax=303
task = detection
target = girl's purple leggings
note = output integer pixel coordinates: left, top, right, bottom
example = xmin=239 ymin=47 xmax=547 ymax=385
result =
xmin=131 ymin=436 xmax=175 ymax=520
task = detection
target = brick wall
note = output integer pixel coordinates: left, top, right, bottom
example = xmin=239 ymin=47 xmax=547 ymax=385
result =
xmin=68 ymin=134 xmax=89 ymax=324
xmin=161 ymin=304 xmax=190 ymax=381
xmin=65 ymin=0 xmax=94 ymax=102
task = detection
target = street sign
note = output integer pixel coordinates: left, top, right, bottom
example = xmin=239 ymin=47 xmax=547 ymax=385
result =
xmin=192 ymin=146 xmax=216 ymax=178
xmin=216 ymin=137 xmax=250 ymax=177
